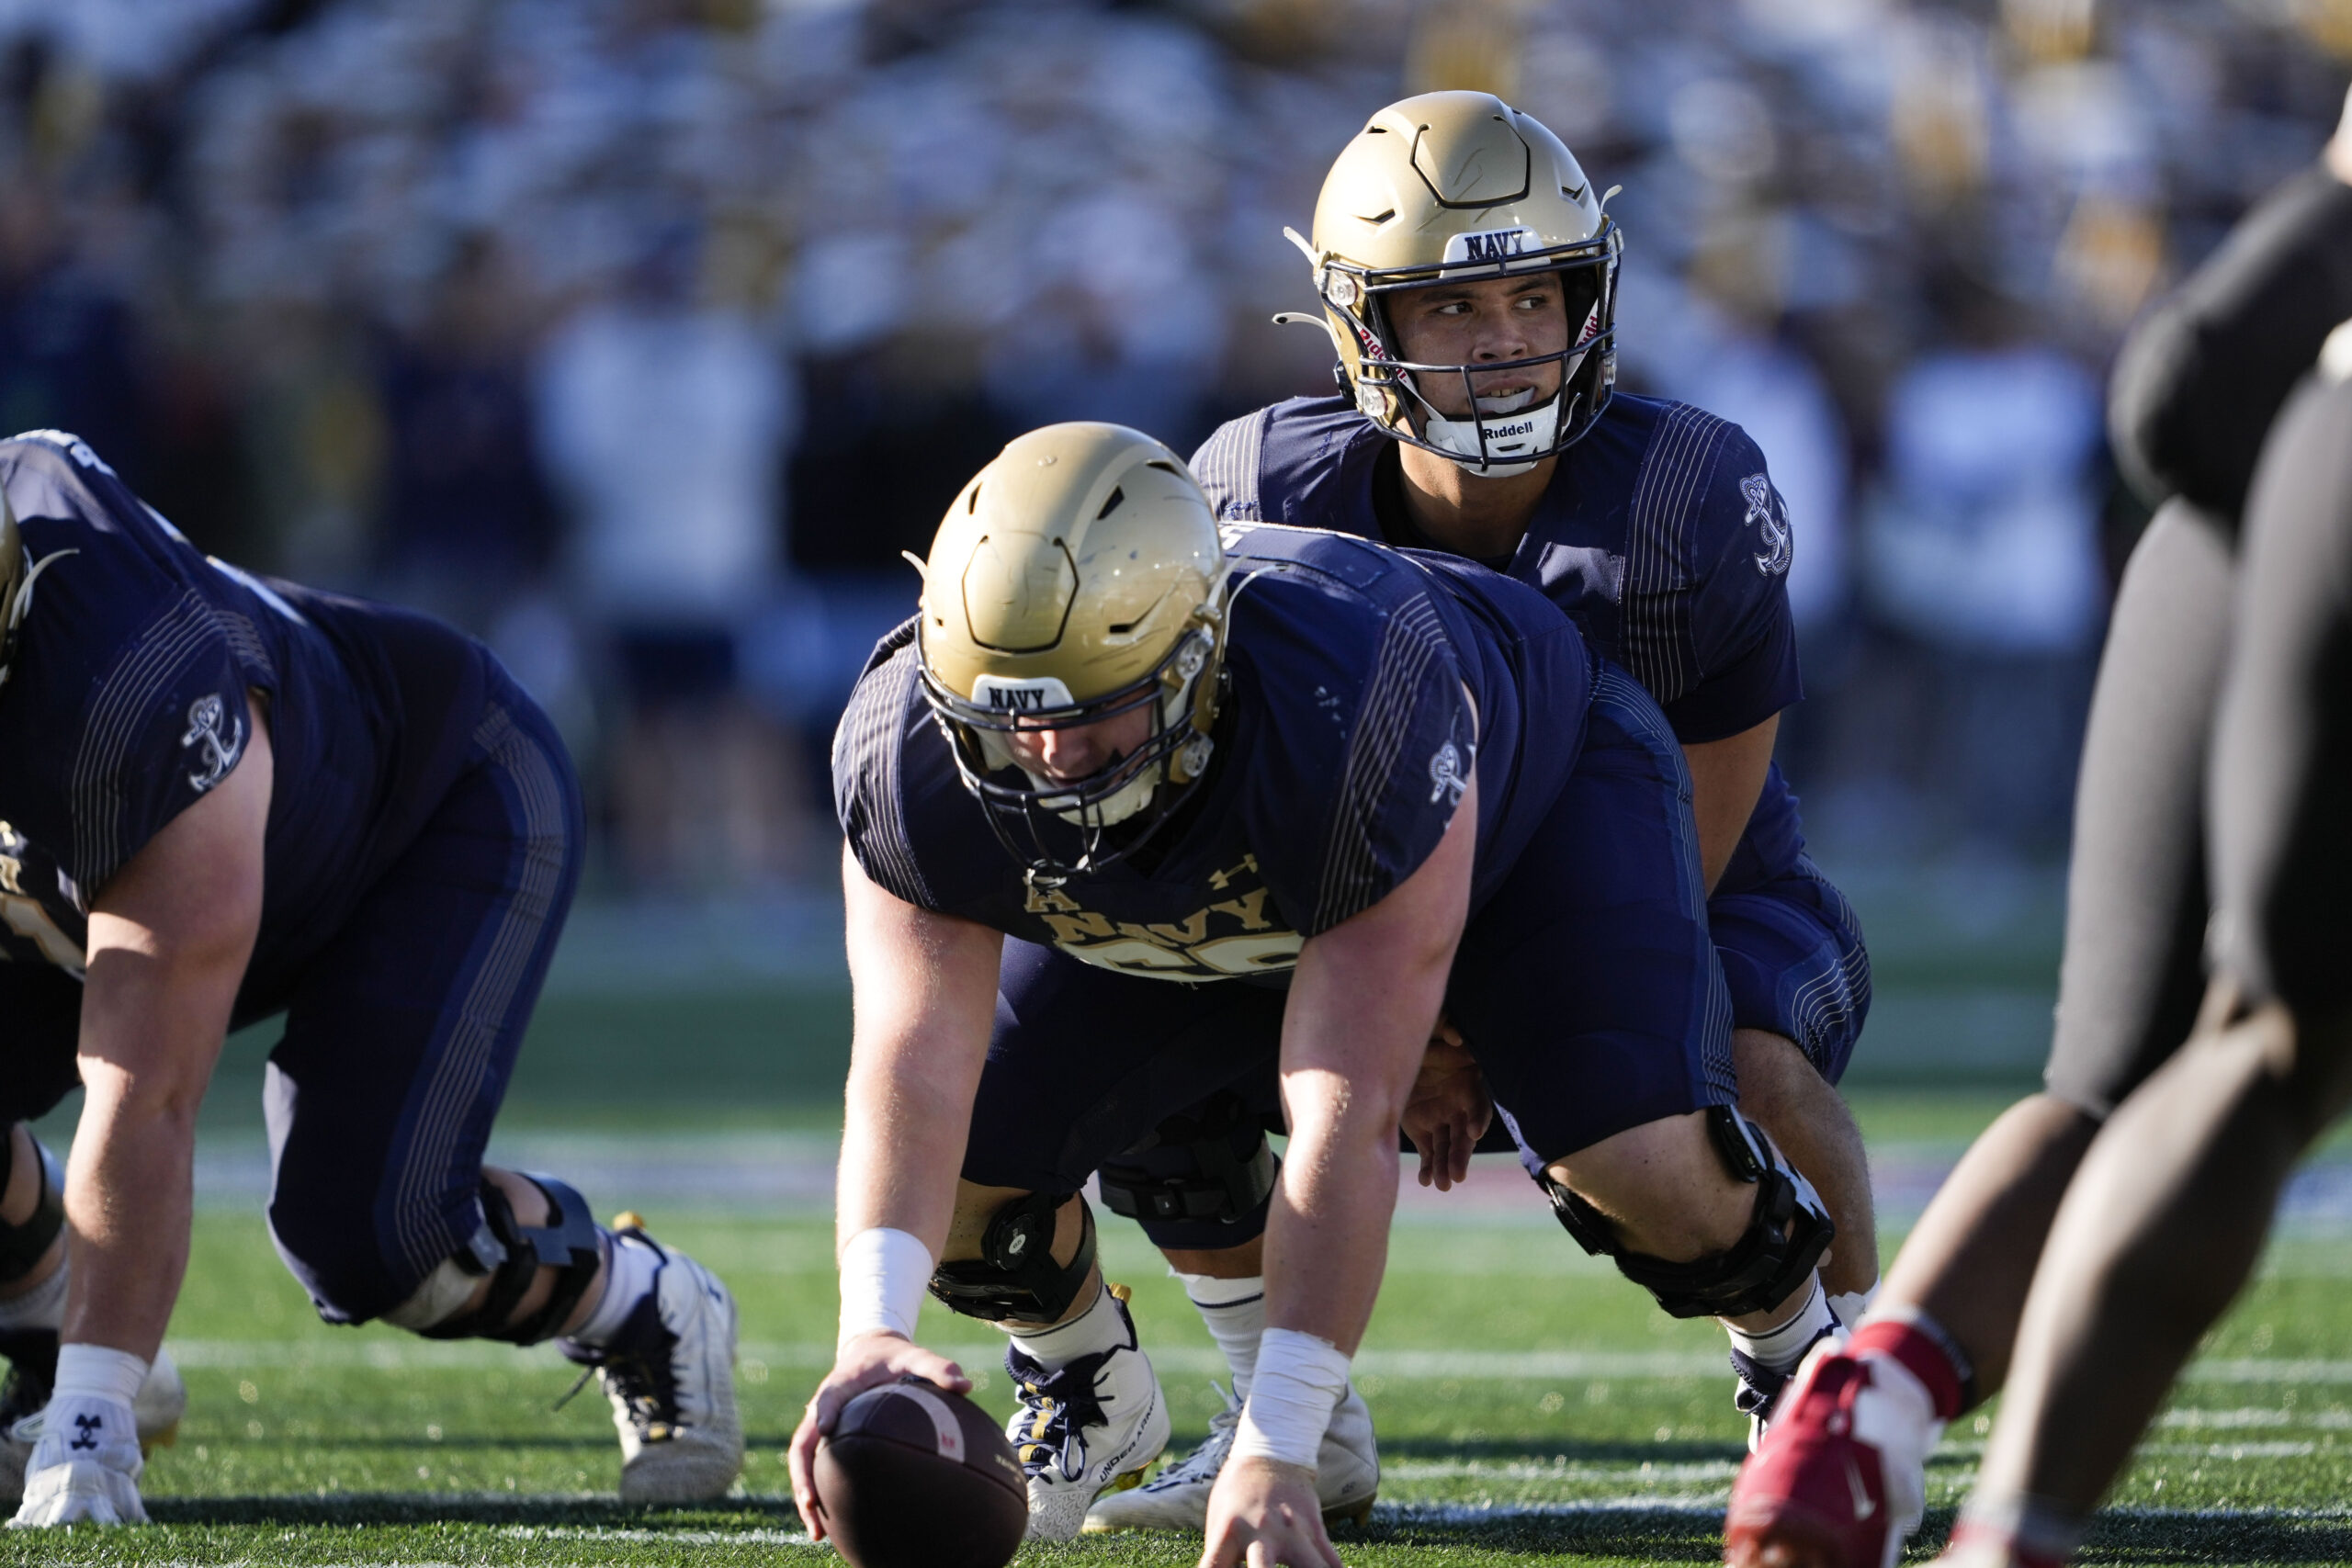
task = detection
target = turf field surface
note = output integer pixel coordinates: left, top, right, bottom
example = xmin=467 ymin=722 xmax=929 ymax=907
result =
xmin=9 ymin=1190 xmax=2352 ymax=1567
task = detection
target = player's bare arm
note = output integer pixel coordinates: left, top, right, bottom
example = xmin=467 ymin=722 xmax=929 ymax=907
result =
xmin=788 ymin=846 xmax=1001 ymax=1537
xmin=1683 ymin=714 xmax=1779 ymax=897
xmin=65 ymin=692 xmax=271 ymax=1362
xmin=1200 ymin=773 xmax=1476 ymax=1568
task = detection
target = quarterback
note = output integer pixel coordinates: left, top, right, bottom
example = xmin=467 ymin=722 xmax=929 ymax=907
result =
xmin=0 ymin=431 xmax=741 ymax=1523
xmin=1090 ymin=92 xmax=1875 ymax=1531
xmin=791 ymin=422 xmax=1838 ymax=1565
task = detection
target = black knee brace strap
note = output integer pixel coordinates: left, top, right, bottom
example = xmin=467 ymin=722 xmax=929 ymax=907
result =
xmin=421 ymin=1173 xmax=604 ymax=1346
xmin=929 ymin=1192 xmax=1096 ymax=1325
xmin=1542 ymin=1106 xmax=1835 ymax=1320
xmin=1099 ymin=1093 xmax=1279 ymax=1226
xmin=0 ymin=1135 xmax=64 ymax=1284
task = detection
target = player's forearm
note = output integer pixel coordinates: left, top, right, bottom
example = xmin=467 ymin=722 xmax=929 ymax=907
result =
xmin=1261 ymin=1071 xmax=1405 ymax=1354
xmin=835 ymin=1040 xmax=983 ymax=1253
xmin=59 ymin=1077 xmax=198 ymax=1361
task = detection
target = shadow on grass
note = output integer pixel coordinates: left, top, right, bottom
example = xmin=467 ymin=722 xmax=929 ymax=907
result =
xmin=146 ymin=1495 xmax=804 ymax=1529
xmin=1374 ymin=1434 xmax=1748 ymax=1466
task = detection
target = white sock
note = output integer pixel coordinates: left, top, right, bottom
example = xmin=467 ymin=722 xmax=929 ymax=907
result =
xmin=0 ymin=1253 xmax=66 ymax=1332
xmin=1176 ymin=1271 xmax=1266 ymax=1399
xmin=1726 ymin=1277 xmax=1835 ymax=1375
xmin=53 ymin=1343 xmax=147 ymax=1407
xmin=1828 ymin=1277 xmax=1880 ymax=1329
xmin=1007 ymin=1280 xmax=1125 ymax=1369
xmin=566 ymin=1229 xmax=661 ymax=1348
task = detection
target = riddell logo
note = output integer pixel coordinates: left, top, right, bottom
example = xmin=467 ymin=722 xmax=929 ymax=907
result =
xmin=1485 ymin=419 xmax=1537 ymax=438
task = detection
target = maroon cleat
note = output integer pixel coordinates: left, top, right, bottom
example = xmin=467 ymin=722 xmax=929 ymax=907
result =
xmin=1724 ymin=1338 xmax=1941 ymax=1568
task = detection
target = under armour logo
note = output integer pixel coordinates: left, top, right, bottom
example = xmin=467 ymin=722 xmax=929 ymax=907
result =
xmin=69 ymin=1412 xmax=102 ymax=1451
xmin=182 ymin=693 xmax=245 ymax=793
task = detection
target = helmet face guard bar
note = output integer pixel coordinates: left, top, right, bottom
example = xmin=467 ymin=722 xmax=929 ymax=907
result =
xmin=1319 ymin=223 xmax=1622 ymax=470
xmin=920 ymin=624 xmax=1221 ymax=884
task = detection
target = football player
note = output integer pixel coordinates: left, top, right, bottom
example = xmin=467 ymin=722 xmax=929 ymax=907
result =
xmin=0 ymin=430 xmax=741 ymax=1525
xmin=1089 ymin=92 xmax=1875 ymax=1532
xmin=1725 ymin=96 xmax=2352 ymax=1568
xmin=791 ymin=422 xmax=1838 ymax=1565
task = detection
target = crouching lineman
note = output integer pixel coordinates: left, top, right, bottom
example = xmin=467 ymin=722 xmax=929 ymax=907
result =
xmin=1091 ymin=93 xmax=1877 ymax=1531
xmin=0 ymin=430 xmax=741 ymax=1525
xmin=789 ymin=422 xmax=1838 ymax=1564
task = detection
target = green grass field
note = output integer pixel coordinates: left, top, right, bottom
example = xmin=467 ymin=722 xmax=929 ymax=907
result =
xmin=11 ymin=894 xmax=2352 ymax=1567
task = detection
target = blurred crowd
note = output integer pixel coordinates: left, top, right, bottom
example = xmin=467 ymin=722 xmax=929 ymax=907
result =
xmin=0 ymin=0 xmax=2346 ymax=888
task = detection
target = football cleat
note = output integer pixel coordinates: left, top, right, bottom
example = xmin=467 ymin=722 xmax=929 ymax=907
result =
xmin=0 ymin=1337 xmax=184 ymax=1506
xmin=1005 ymin=1284 xmax=1170 ymax=1540
xmin=559 ymin=1217 xmax=742 ymax=1505
xmin=1083 ymin=1377 xmax=1380 ymax=1534
xmin=1731 ymin=1314 xmax=1840 ymax=1453
xmin=1724 ymin=1337 xmax=1941 ymax=1568
xmin=8 ymin=1394 xmax=146 ymax=1527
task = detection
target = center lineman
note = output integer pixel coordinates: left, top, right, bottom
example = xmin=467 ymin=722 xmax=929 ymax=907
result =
xmin=792 ymin=422 xmax=1837 ymax=1565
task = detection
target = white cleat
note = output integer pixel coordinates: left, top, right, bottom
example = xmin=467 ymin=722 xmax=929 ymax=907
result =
xmin=8 ymin=1395 xmax=147 ymax=1527
xmin=0 ymin=1346 xmax=184 ymax=1506
xmin=1007 ymin=1285 xmax=1170 ymax=1540
xmin=1084 ymin=1378 xmax=1380 ymax=1534
xmin=560 ymin=1217 xmax=743 ymax=1505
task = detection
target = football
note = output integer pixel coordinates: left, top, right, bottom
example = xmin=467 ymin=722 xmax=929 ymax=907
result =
xmin=812 ymin=1376 xmax=1028 ymax=1568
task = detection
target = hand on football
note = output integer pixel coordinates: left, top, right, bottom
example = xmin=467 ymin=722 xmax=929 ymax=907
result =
xmin=1199 ymin=1453 xmax=1343 ymax=1568
xmin=787 ymin=1332 xmax=970 ymax=1540
xmin=1401 ymin=1022 xmax=1491 ymax=1191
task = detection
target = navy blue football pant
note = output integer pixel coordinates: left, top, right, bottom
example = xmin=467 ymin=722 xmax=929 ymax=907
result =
xmin=962 ymin=666 xmax=1737 ymax=1250
xmin=0 ymin=670 xmax=582 ymax=1325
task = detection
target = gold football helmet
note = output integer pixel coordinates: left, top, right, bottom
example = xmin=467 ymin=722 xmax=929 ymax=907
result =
xmin=917 ymin=423 xmax=1230 ymax=879
xmin=1283 ymin=90 xmax=1621 ymax=475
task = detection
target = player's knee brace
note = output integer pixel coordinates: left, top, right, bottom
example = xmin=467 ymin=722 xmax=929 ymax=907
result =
xmin=928 ymin=1191 xmax=1096 ymax=1325
xmin=0 ymin=1132 xmax=65 ymax=1283
xmin=394 ymin=1174 xmax=604 ymax=1345
xmin=1542 ymin=1106 xmax=1834 ymax=1320
xmin=1098 ymin=1093 xmax=1279 ymax=1227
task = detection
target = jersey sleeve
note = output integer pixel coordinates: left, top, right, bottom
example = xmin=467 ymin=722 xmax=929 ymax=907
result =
xmin=831 ymin=626 xmax=945 ymax=910
xmin=1190 ymin=411 xmax=1268 ymax=522
xmin=1243 ymin=585 xmax=1479 ymax=937
xmin=62 ymin=588 xmax=254 ymax=897
xmin=1665 ymin=427 xmax=1804 ymax=744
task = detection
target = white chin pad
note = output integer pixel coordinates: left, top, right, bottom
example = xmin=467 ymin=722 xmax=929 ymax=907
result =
xmin=1424 ymin=381 xmax=1567 ymax=476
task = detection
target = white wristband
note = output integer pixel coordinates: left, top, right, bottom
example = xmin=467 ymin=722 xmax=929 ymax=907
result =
xmin=1230 ymin=1327 xmax=1351 ymax=1470
xmin=838 ymin=1227 xmax=933 ymax=1349
xmin=54 ymin=1343 xmax=149 ymax=1408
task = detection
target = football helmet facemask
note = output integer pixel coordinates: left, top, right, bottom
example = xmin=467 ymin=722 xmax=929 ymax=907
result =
xmin=1285 ymin=91 xmax=1621 ymax=478
xmin=917 ymin=423 xmax=1231 ymax=883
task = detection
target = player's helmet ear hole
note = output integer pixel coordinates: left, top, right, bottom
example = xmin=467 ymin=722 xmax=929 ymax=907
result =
xmin=1095 ymin=487 xmax=1125 ymax=519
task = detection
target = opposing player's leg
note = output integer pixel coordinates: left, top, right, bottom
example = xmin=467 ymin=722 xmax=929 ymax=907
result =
xmin=0 ymin=972 xmax=186 ymax=1511
xmin=249 ymin=683 xmax=740 ymax=1505
xmin=948 ymin=942 xmax=1329 ymax=1540
xmin=1725 ymin=497 xmax=2235 ymax=1568
xmin=1941 ymin=374 xmax=2352 ymax=1564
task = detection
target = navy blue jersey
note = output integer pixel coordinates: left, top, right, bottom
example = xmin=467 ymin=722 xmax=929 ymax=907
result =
xmin=0 ymin=431 xmax=492 ymax=1021
xmin=833 ymin=525 xmax=1590 ymax=983
xmin=1192 ymin=393 xmax=1806 ymax=893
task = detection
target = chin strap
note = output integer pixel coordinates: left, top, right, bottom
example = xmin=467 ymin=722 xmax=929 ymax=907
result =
xmin=0 ymin=548 xmax=78 ymax=689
